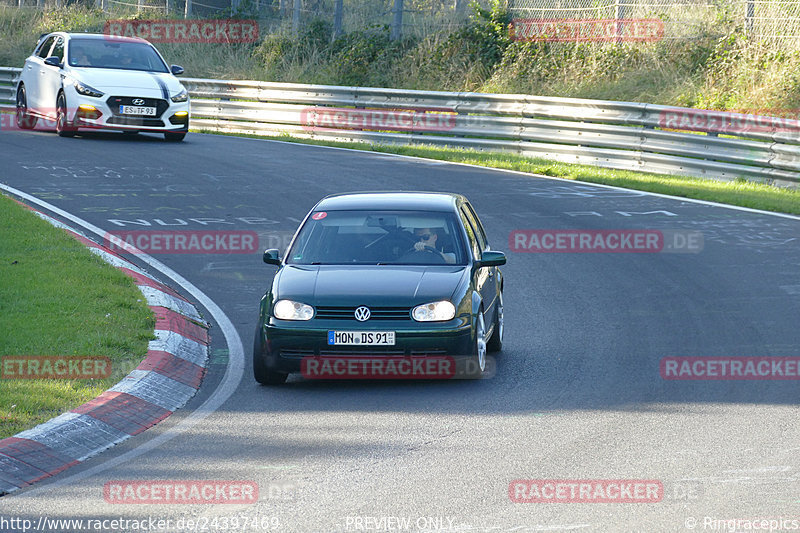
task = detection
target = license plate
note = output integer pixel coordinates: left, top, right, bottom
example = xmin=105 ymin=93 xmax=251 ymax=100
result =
xmin=120 ymin=105 xmax=156 ymax=116
xmin=327 ymin=331 xmax=395 ymax=345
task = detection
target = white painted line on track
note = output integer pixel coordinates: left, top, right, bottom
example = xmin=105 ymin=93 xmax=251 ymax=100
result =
xmin=0 ymin=183 xmax=245 ymax=497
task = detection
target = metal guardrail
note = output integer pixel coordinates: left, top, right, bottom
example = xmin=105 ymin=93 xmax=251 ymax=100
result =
xmin=2 ymin=67 xmax=799 ymax=187
xmin=0 ymin=67 xmax=18 ymax=108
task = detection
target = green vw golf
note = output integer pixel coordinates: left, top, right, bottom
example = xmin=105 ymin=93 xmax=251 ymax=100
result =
xmin=254 ymin=192 xmax=506 ymax=384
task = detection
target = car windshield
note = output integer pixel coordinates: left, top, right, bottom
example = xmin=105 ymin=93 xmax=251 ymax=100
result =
xmin=67 ymin=39 xmax=168 ymax=73
xmin=286 ymin=210 xmax=469 ymax=266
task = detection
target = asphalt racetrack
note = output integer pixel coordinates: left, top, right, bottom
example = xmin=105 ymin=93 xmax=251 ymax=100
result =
xmin=1 ymin=128 xmax=799 ymax=532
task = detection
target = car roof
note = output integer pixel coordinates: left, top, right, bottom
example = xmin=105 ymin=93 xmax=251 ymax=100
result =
xmin=43 ymin=32 xmax=149 ymax=44
xmin=315 ymin=192 xmax=466 ymax=212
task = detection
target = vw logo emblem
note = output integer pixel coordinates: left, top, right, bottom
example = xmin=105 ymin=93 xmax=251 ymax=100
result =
xmin=132 ymin=98 xmax=145 ymax=106
xmin=354 ymin=306 xmax=371 ymax=322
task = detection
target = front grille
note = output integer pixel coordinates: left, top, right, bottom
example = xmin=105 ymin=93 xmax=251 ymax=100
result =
xmin=107 ymin=116 xmax=165 ymax=127
xmin=315 ymin=306 xmax=411 ymax=320
xmin=107 ymin=96 xmax=169 ymax=118
xmin=280 ymin=348 xmax=449 ymax=358
xmin=319 ymin=349 xmax=405 ymax=357
xmin=279 ymin=349 xmax=315 ymax=358
xmin=409 ymin=349 xmax=448 ymax=356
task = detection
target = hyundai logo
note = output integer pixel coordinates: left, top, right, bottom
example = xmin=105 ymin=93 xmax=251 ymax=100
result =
xmin=354 ymin=306 xmax=371 ymax=322
xmin=132 ymin=98 xmax=145 ymax=106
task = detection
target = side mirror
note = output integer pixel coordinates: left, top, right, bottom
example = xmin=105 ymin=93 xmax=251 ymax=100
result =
xmin=263 ymin=249 xmax=281 ymax=265
xmin=477 ymin=250 xmax=506 ymax=267
xmin=44 ymin=56 xmax=61 ymax=68
xmin=171 ymin=64 xmax=184 ymax=76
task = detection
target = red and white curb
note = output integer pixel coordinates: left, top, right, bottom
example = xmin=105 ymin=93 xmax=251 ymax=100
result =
xmin=0 ymin=204 xmax=210 ymax=495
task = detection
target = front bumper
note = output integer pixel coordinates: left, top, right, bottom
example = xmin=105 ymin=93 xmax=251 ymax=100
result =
xmin=259 ymin=317 xmax=474 ymax=374
xmin=65 ymin=88 xmax=189 ymax=133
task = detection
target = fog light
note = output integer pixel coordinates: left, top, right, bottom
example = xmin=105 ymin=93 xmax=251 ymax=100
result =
xmin=77 ymin=105 xmax=102 ymax=120
xmin=169 ymin=111 xmax=189 ymax=125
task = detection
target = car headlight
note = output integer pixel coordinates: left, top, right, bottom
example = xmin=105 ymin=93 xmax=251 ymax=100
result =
xmin=412 ymin=301 xmax=456 ymax=322
xmin=74 ymin=81 xmax=104 ymax=98
xmin=171 ymin=88 xmax=188 ymax=103
xmin=273 ymin=299 xmax=314 ymax=321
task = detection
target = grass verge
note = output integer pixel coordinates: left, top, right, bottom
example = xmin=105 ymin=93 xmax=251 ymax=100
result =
xmin=0 ymin=194 xmax=154 ymax=438
xmin=195 ymin=130 xmax=800 ymax=216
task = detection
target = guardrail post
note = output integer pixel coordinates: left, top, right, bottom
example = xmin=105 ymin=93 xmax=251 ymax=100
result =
xmin=293 ymin=0 xmax=301 ymax=36
xmin=615 ymin=0 xmax=626 ymax=44
xmin=333 ymin=0 xmax=343 ymax=41
xmin=391 ymin=0 xmax=403 ymax=41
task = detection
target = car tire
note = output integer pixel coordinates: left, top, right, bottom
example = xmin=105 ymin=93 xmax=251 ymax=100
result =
xmin=56 ymin=92 xmax=76 ymax=138
xmin=16 ymin=86 xmax=37 ymax=130
xmin=253 ymin=327 xmax=288 ymax=385
xmin=486 ymin=290 xmax=503 ymax=353
xmin=164 ymin=132 xmax=186 ymax=142
xmin=462 ymin=309 xmax=487 ymax=379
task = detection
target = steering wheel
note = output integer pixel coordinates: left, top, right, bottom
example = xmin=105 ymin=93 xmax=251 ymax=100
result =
xmin=404 ymin=244 xmax=447 ymax=264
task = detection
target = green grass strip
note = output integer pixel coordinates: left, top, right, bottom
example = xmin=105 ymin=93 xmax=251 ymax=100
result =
xmin=197 ymin=130 xmax=800 ymax=216
xmin=0 ymin=194 xmax=154 ymax=438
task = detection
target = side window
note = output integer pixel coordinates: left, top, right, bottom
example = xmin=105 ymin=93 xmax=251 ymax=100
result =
xmin=464 ymin=202 xmax=489 ymax=250
xmin=50 ymin=37 xmax=64 ymax=62
xmin=459 ymin=208 xmax=481 ymax=261
xmin=461 ymin=206 xmax=486 ymax=254
xmin=36 ymin=36 xmax=55 ymax=59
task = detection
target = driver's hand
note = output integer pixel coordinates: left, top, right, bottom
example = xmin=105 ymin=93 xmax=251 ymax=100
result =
xmin=414 ymin=241 xmax=426 ymax=251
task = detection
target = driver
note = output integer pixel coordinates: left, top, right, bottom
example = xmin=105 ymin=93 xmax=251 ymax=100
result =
xmin=413 ymin=227 xmax=455 ymax=264
xmin=71 ymin=46 xmax=90 ymax=66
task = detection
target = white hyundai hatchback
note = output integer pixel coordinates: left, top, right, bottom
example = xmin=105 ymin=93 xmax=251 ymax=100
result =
xmin=16 ymin=32 xmax=190 ymax=141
